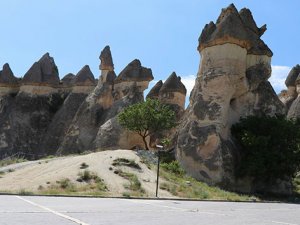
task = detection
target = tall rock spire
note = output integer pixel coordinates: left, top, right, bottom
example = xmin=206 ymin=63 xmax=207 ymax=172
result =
xmin=176 ymin=4 xmax=285 ymax=193
xmin=99 ymin=45 xmax=114 ymax=71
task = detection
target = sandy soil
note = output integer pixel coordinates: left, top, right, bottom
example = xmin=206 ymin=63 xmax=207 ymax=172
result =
xmin=0 ymin=150 xmax=173 ymax=198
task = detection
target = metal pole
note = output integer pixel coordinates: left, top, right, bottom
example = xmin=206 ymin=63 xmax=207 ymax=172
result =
xmin=155 ymin=150 xmax=160 ymax=198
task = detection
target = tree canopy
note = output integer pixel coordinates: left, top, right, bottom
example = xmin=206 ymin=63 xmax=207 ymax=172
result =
xmin=118 ymin=99 xmax=176 ymax=150
xmin=231 ymin=115 xmax=300 ymax=183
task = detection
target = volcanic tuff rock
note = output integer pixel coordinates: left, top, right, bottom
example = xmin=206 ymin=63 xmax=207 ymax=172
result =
xmin=146 ymin=72 xmax=187 ymax=148
xmin=40 ymin=66 xmax=96 ymax=155
xmin=22 ymin=53 xmax=59 ymax=85
xmin=0 ymin=63 xmax=20 ymax=96
xmin=94 ymin=83 xmax=146 ymax=150
xmin=58 ymin=46 xmax=154 ymax=154
xmin=146 ymin=80 xmax=163 ymax=100
xmin=0 ymin=54 xmax=67 ymax=159
xmin=114 ymin=59 xmax=153 ymax=100
xmin=176 ymin=4 xmax=285 ymax=190
xmin=73 ymin=65 xmax=96 ymax=86
xmin=0 ymin=64 xmax=19 ymax=85
xmin=61 ymin=73 xmax=75 ymax=86
xmin=279 ymin=65 xmax=300 ymax=119
xmin=99 ymin=45 xmax=114 ymax=71
xmin=0 ymin=46 xmax=157 ymax=158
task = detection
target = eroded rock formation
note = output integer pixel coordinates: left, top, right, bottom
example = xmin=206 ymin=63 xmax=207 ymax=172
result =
xmin=0 ymin=46 xmax=158 ymax=158
xmin=0 ymin=4 xmax=289 ymax=194
xmin=176 ymin=4 xmax=285 ymax=188
xmin=147 ymin=72 xmax=187 ymax=147
xmin=0 ymin=54 xmax=65 ymax=158
xmin=0 ymin=63 xmax=19 ymax=96
xmin=58 ymin=48 xmax=154 ymax=154
xmin=277 ymin=65 xmax=300 ymax=119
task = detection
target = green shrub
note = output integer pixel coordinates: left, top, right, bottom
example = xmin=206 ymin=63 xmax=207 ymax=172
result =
xmin=58 ymin=178 xmax=74 ymax=189
xmin=115 ymin=169 xmax=145 ymax=194
xmin=161 ymin=161 xmax=185 ymax=176
xmin=118 ymin=98 xmax=176 ymax=150
xmin=0 ymin=157 xmax=27 ymax=167
xmin=77 ymin=170 xmax=98 ymax=182
xmin=112 ymin=158 xmax=141 ymax=170
xmin=231 ymin=115 xmax=300 ymax=183
xmin=80 ymin=162 xmax=89 ymax=169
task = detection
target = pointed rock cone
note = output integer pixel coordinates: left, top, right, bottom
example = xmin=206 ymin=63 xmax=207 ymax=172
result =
xmin=146 ymin=80 xmax=163 ymax=99
xmin=0 ymin=63 xmax=19 ymax=85
xmin=23 ymin=53 xmax=60 ymax=85
xmin=74 ymin=65 xmax=96 ymax=86
xmin=99 ymin=45 xmax=114 ymax=71
xmin=159 ymin=72 xmax=187 ymax=95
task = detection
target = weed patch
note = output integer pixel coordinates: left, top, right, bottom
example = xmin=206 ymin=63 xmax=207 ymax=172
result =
xmin=115 ymin=169 xmax=145 ymax=196
xmin=0 ymin=157 xmax=27 ymax=167
xmin=159 ymin=161 xmax=256 ymax=201
xmin=80 ymin=162 xmax=89 ymax=169
xmin=112 ymin=158 xmax=141 ymax=170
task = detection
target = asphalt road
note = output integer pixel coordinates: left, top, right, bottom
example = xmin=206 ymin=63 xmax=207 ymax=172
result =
xmin=0 ymin=195 xmax=299 ymax=225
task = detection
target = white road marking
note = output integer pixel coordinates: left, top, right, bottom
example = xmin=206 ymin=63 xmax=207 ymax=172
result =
xmin=268 ymin=220 xmax=299 ymax=225
xmin=124 ymin=199 xmax=228 ymax=216
xmin=16 ymin=196 xmax=90 ymax=225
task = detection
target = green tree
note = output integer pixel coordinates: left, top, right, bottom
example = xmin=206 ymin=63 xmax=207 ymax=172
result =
xmin=231 ymin=115 xmax=300 ymax=183
xmin=118 ymin=99 xmax=176 ymax=150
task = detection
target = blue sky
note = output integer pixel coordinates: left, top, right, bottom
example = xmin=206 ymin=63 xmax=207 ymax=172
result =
xmin=0 ymin=0 xmax=299 ymax=97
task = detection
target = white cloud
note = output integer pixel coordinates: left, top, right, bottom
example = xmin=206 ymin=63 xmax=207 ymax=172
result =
xmin=270 ymin=65 xmax=291 ymax=93
xmin=180 ymin=75 xmax=196 ymax=97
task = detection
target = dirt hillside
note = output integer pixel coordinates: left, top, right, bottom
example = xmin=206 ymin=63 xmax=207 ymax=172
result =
xmin=0 ymin=150 xmax=173 ymax=198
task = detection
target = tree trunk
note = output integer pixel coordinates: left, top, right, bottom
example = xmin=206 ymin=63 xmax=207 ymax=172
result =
xmin=142 ymin=135 xmax=149 ymax=150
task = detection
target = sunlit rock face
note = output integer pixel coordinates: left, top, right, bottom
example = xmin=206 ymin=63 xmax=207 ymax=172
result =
xmin=278 ymin=65 xmax=300 ymax=119
xmin=93 ymin=58 xmax=154 ymax=150
xmin=113 ymin=59 xmax=153 ymax=101
xmin=176 ymin=4 xmax=285 ymax=187
xmin=0 ymin=45 xmax=155 ymax=158
xmin=58 ymin=45 xmax=154 ymax=154
xmin=21 ymin=53 xmax=60 ymax=95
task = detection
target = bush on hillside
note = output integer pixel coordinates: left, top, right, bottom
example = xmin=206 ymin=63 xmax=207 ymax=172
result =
xmin=231 ymin=115 xmax=300 ymax=183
